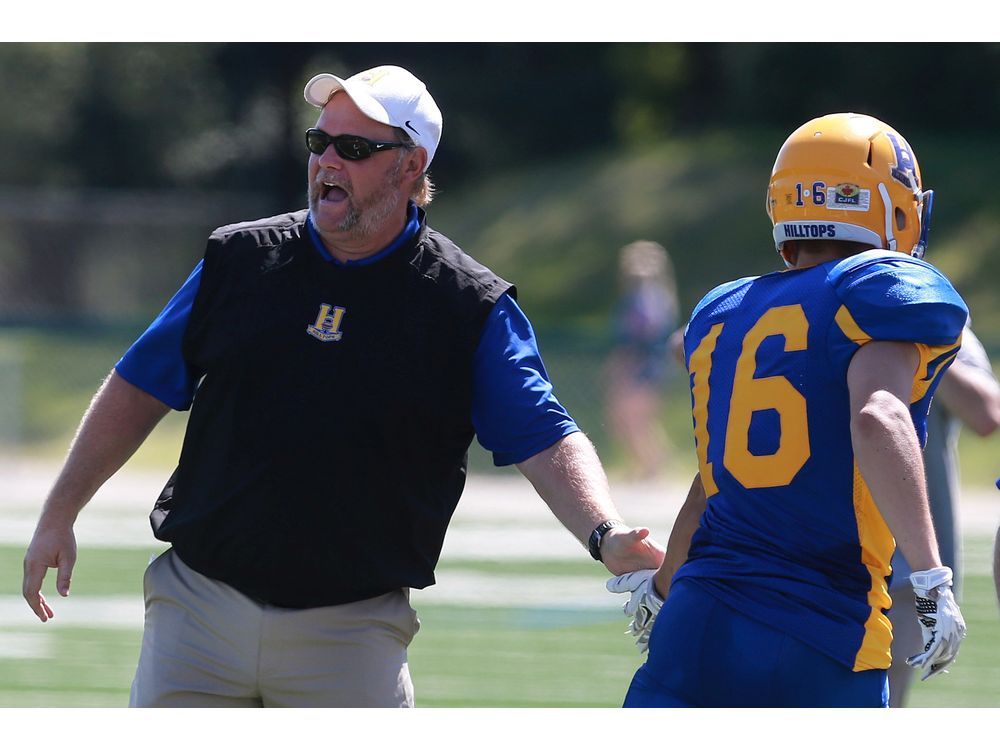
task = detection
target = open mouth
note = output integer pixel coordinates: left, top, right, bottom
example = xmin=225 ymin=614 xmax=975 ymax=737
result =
xmin=320 ymin=182 xmax=349 ymax=202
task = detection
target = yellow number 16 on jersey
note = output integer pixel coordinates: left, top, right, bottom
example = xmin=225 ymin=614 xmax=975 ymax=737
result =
xmin=689 ymin=304 xmax=811 ymax=497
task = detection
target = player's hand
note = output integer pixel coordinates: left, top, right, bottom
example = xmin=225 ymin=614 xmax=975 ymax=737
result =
xmin=606 ymin=569 xmax=663 ymax=653
xmin=22 ymin=524 xmax=78 ymax=622
xmin=599 ymin=526 xmax=665 ymax=576
xmin=905 ymin=566 xmax=967 ymax=680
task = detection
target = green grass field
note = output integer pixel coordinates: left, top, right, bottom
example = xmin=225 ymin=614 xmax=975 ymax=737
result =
xmin=1 ymin=536 xmax=997 ymax=708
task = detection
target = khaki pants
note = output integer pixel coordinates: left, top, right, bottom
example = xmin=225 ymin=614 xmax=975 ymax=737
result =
xmin=130 ymin=549 xmax=420 ymax=707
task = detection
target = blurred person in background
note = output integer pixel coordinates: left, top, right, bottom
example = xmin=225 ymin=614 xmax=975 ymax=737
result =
xmin=604 ymin=240 xmax=679 ymax=480
xmin=608 ymin=113 xmax=969 ymax=707
xmin=21 ymin=64 xmax=664 ymax=708
xmin=887 ymin=322 xmax=1000 ymax=706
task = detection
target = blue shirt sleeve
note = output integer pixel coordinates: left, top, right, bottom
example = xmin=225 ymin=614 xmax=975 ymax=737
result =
xmin=114 ymin=261 xmax=204 ymax=410
xmin=472 ymin=294 xmax=580 ymax=466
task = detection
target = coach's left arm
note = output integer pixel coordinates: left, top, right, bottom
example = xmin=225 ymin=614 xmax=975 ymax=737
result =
xmin=516 ymin=431 xmax=665 ymax=574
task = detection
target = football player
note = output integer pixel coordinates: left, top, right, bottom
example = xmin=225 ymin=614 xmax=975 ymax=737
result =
xmin=609 ymin=113 xmax=969 ymax=707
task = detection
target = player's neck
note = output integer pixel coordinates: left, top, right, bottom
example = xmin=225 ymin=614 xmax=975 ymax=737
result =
xmin=792 ymin=250 xmax=842 ymax=269
xmin=783 ymin=240 xmax=865 ymax=269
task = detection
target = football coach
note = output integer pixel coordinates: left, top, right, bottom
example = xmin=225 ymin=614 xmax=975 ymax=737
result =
xmin=22 ymin=64 xmax=664 ymax=707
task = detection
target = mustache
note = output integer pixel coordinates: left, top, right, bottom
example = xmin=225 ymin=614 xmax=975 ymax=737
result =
xmin=315 ymin=171 xmax=350 ymax=191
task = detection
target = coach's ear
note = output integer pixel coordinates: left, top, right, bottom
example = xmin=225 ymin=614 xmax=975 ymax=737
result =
xmin=400 ymin=146 xmax=428 ymax=186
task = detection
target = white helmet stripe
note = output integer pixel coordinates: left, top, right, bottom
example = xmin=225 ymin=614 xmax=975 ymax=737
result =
xmin=878 ymin=183 xmax=896 ymax=252
xmin=773 ymin=221 xmax=883 ymax=249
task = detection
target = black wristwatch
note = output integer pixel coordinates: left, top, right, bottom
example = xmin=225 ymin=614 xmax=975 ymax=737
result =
xmin=588 ymin=519 xmax=624 ymax=561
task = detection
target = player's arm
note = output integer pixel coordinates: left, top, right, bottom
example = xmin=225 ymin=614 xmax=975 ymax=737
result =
xmin=934 ymin=355 xmax=1000 ymax=437
xmin=516 ymin=432 xmax=665 ymax=575
xmin=848 ymin=340 xmax=966 ymax=679
xmin=653 ymin=472 xmax=706 ymax=598
xmin=22 ymin=372 xmax=170 ymax=623
xmin=847 ymin=341 xmax=940 ymax=569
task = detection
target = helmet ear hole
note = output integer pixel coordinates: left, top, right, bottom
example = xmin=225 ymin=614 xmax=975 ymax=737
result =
xmin=895 ymin=207 xmax=907 ymax=231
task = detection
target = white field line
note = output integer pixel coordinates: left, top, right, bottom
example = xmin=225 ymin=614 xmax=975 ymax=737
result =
xmin=0 ymin=630 xmax=53 ymax=659
xmin=0 ymin=595 xmax=145 ymax=628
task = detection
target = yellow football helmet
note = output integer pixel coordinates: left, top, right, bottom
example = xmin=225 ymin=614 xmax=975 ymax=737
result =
xmin=766 ymin=113 xmax=933 ymax=259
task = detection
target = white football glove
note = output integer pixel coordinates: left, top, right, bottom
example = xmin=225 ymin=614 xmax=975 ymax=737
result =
xmin=606 ymin=569 xmax=663 ymax=654
xmin=905 ymin=566 xmax=967 ymax=681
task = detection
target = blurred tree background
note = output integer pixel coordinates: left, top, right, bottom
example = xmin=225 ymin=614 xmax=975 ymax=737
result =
xmin=1 ymin=42 xmax=998 ymax=476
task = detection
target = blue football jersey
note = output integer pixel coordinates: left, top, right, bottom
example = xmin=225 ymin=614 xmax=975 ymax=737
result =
xmin=675 ymin=250 xmax=967 ymax=671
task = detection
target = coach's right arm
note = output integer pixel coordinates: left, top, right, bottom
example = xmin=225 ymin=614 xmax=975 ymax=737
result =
xmin=22 ymin=372 xmax=169 ymax=622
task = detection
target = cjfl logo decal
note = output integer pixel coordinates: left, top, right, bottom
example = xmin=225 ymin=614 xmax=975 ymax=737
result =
xmin=307 ymin=303 xmax=346 ymax=342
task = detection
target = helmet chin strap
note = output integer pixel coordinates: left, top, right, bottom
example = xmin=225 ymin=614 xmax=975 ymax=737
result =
xmin=877 ymin=183 xmax=897 ymax=252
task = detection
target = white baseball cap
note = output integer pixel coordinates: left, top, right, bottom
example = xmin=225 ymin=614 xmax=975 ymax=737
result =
xmin=303 ymin=65 xmax=443 ymax=167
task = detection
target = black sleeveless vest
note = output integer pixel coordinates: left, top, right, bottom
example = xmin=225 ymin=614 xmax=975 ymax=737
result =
xmin=151 ymin=209 xmax=513 ymax=608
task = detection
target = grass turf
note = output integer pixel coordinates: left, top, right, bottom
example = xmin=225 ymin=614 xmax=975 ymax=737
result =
xmin=1 ymin=537 xmax=996 ymax=708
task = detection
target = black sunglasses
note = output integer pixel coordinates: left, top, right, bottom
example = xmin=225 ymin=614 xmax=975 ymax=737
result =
xmin=305 ymin=128 xmax=408 ymax=161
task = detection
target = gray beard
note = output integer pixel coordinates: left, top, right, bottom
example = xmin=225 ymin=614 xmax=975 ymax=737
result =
xmin=310 ymin=156 xmax=405 ymax=241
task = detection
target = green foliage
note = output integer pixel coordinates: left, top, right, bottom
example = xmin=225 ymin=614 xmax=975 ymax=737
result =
xmin=608 ymin=43 xmax=689 ymax=144
xmin=0 ymin=44 xmax=88 ymax=185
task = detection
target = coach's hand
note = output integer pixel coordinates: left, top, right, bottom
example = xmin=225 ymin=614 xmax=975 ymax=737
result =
xmin=23 ymin=522 xmax=78 ymax=622
xmin=607 ymin=569 xmax=663 ymax=653
xmin=599 ymin=526 xmax=665 ymax=576
xmin=906 ymin=566 xmax=967 ymax=680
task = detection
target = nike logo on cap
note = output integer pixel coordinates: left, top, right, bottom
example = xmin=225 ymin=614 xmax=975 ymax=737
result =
xmin=405 ymin=120 xmax=420 ymax=135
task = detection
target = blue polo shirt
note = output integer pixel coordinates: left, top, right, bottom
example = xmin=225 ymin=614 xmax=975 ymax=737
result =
xmin=115 ymin=206 xmax=578 ymax=466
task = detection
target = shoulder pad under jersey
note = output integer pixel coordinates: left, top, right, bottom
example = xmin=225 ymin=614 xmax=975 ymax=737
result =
xmin=827 ymin=250 xmax=967 ymax=346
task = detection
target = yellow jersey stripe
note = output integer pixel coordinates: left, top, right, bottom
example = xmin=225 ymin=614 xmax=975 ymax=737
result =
xmin=851 ymin=464 xmax=894 ymax=671
xmin=690 ymin=322 xmax=725 ymax=497
xmin=834 ymin=305 xmax=872 ymax=346
xmin=911 ymin=335 xmax=963 ymax=403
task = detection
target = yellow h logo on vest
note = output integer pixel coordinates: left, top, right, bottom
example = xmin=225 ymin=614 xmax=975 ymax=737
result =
xmin=307 ymin=303 xmax=346 ymax=342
